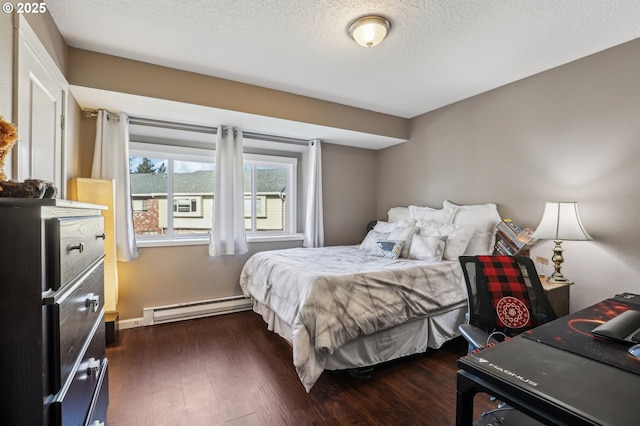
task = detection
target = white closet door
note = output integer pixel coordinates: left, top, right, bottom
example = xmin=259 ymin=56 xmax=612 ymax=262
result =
xmin=16 ymin=16 xmax=67 ymax=196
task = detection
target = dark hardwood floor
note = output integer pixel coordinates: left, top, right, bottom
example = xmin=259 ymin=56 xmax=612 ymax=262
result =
xmin=106 ymin=311 xmax=495 ymax=425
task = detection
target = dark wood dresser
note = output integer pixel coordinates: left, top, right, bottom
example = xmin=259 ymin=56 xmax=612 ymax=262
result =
xmin=0 ymin=199 xmax=109 ymax=425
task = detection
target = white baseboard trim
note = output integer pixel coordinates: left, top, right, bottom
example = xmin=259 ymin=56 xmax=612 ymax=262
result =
xmin=118 ymin=317 xmax=145 ymax=330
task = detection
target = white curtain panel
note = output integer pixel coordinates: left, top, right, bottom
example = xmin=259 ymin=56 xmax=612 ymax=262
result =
xmin=303 ymin=139 xmax=324 ymax=248
xmin=91 ymin=110 xmax=139 ymax=262
xmin=209 ymin=127 xmax=248 ymax=256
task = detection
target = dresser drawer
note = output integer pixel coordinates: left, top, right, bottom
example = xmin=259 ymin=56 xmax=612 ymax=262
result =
xmin=47 ymin=215 xmax=105 ymax=291
xmin=45 ymin=260 xmax=105 ymax=393
xmin=86 ymin=358 xmax=109 ymax=426
xmin=50 ymin=315 xmax=107 ymax=426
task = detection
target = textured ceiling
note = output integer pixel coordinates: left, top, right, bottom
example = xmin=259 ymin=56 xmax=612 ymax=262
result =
xmin=47 ymin=0 xmax=640 ymax=119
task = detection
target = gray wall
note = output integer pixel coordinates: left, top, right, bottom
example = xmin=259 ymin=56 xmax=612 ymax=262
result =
xmin=323 ymin=143 xmax=378 ymax=245
xmin=0 ymin=15 xmax=14 ymax=164
xmin=378 ymin=38 xmax=640 ymax=312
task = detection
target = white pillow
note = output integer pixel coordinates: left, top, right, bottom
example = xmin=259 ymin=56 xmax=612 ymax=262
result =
xmin=408 ymin=205 xmax=456 ymax=223
xmin=464 ymin=231 xmax=494 ymax=256
xmin=443 ymin=200 xmax=501 ymax=255
xmin=409 ymin=234 xmax=446 ymax=262
xmin=373 ymin=219 xmax=415 ymax=233
xmin=418 ymin=221 xmax=475 ymax=260
xmin=360 ymin=230 xmax=389 ymax=251
xmin=388 ymin=226 xmax=416 ymax=258
xmin=387 ymin=206 xmax=410 ymax=222
xmin=414 ymin=218 xmax=448 ymax=230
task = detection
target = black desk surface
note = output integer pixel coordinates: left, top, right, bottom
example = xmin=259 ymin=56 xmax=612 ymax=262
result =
xmin=458 ymin=335 xmax=640 ymax=425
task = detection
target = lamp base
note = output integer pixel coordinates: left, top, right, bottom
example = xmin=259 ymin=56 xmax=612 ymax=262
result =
xmin=549 ymin=240 xmax=570 ymax=283
xmin=547 ymin=274 xmax=571 ymax=284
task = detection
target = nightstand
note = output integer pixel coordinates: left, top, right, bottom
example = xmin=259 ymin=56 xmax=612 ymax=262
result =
xmin=540 ymin=277 xmax=572 ymax=317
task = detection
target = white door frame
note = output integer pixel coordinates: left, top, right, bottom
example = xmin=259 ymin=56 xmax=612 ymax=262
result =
xmin=14 ymin=15 xmax=68 ymax=197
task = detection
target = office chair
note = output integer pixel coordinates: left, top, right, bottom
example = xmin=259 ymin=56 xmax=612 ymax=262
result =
xmin=458 ymin=255 xmax=557 ymax=351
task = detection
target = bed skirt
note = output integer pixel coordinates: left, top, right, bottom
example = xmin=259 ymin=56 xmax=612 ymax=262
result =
xmin=252 ymin=299 xmax=467 ymax=371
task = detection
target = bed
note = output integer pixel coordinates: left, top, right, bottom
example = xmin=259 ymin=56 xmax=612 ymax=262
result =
xmin=239 ymin=201 xmax=502 ymax=391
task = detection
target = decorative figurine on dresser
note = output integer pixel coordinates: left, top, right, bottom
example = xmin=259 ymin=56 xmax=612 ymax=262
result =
xmin=0 ymin=199 xmax=109 ymax=425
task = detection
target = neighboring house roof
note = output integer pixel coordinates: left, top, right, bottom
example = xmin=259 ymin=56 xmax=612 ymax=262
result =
xmin=130 ymin=169 xmax=286 ymax=195
xmin=252 ymin=168 xmax=286 ymax=193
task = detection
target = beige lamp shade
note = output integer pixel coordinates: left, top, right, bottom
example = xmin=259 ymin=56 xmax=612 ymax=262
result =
xmin=532 ymin=202 xmax=592 ymax=241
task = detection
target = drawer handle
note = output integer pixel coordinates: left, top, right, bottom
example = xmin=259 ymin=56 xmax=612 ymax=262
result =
xmin=86 ymin=293 xmax=100 ymax=312
xmin=96 ymin=233 xmax=106 ymax=240
xmin=87 ymin=358 xmax=101 ymax=376
xmin=68 ymin=242 xmax=85 ymax=253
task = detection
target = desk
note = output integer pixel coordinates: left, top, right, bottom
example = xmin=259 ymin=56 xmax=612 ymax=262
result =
xmin=456 ymin=335 xmax=640 ymax=425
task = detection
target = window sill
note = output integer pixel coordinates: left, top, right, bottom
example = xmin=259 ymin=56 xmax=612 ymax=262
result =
xmin=248 ymin=233 xmax=305 ymax=243
xmin=136 ymin=237 xmax=209 ymax=248
xmin=135 ymin=233 xmax=305 ymax=248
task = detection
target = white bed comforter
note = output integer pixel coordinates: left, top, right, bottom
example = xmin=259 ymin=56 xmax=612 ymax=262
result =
xmin=239 ymin=245 xmax=467 ymax=391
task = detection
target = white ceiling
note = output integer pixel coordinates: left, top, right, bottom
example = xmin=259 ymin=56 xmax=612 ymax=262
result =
xmin=47 ymin=1 xmax=640 ymax=147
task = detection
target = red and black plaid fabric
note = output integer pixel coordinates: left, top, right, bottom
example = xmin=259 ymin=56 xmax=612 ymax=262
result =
xmin=476 ymin=256 xmax=533 ymax=329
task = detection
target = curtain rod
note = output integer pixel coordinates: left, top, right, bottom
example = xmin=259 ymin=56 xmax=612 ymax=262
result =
xmin=83 ymin=108 xmax=119 ymax=121
xmin=82 ymin=109 xmax=310 ymax=146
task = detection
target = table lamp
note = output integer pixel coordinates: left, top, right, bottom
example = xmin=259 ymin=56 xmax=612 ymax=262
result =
xmin=531 ymin=202 xmax=592 ymax=283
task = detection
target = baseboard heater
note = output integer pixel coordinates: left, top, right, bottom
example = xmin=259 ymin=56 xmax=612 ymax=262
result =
xmin=143 ymin=295 xmax=252 ymax=326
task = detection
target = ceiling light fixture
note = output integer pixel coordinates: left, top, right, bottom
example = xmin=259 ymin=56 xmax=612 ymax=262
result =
xmin=348 ymin=15 xmax=391 ymax=48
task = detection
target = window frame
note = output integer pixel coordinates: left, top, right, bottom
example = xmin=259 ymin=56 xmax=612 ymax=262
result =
xmin=129 ymin=140 xmax=303 ymax=247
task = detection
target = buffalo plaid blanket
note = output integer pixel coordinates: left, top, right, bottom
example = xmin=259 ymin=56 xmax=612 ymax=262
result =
xmin=477 ymin=255 xmax=533 ymax=329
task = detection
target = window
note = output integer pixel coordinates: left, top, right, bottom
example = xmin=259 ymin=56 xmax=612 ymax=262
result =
xmin=174 ymin=197 xmax=200 ymax=215
xmin=129 ymin=135 xmax=301 ymax=245
xmin=243 ymin=154 xmax=297 ymax=235
xmin=132 ymin=198 xmax=150 ymax=212
xmin=129 ymin=143 xmax=215 ymax=239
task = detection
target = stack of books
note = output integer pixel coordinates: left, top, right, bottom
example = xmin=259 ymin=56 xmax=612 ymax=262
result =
xmin=494 ymin=219 xmax=537 ymax=256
